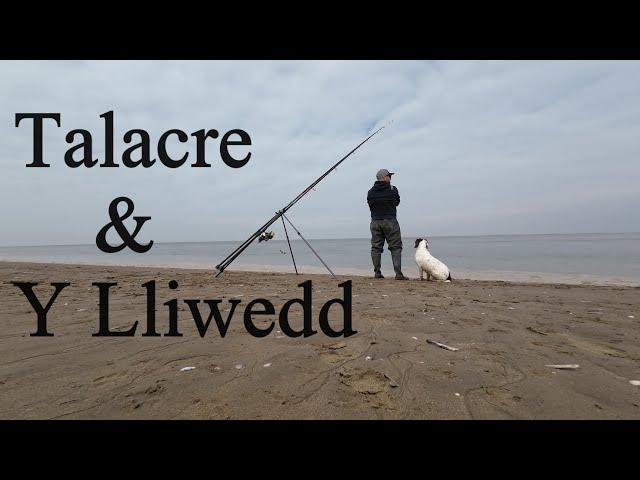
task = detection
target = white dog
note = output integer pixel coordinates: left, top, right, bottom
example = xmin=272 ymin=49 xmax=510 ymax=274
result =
xmin=414 ymin=238 xmax=451 ymax=281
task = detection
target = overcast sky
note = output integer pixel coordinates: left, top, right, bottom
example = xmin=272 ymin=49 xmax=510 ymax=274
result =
xmin=1 ymin=60 xmax=639 ymax=246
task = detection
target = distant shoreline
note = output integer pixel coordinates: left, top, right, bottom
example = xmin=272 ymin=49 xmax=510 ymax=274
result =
xmin=2 ymin=259 xmax=638 ymax=287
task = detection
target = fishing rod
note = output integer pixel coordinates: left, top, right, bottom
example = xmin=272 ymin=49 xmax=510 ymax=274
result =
xmin=214 ymin=123 xmax=389 ymax=277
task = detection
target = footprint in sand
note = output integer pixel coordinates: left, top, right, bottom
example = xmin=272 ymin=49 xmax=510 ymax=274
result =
xmin=337 ymin=368 xmax=394 ymax=409
xmin=339 ymin=367 xmax=388 ymax=392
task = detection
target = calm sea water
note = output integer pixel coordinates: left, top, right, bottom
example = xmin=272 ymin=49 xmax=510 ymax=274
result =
xmin=1 ymin=233 xmax=639 ymax=286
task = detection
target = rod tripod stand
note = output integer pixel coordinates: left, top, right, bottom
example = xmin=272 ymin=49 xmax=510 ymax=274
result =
xmin=214 ymin=210 xmax=336 ymax=279
xmin=281 ymin=213 xmax=336 ymax=278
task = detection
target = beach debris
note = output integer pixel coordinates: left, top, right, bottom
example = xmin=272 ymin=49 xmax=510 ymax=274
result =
xmin=213 ymin=366 xmax=221 ymax=371
xmin=365 ymin=356 xmax=372 ymax=361
xmin=327 ymin=341 xmax=346 ymax=350
xmin=77 ymin=308 xmax=86 ymax=312
xmin=454 ymin=392 xmax=461 ymax=397
xmin=527 ymin=326 xmax=549 ymax=336
xmin=426 ymin=339 xmax=459 ymax=352
xmin=263 ymin=363 xmax=272 ymax=368
xmin=630 ymin=380 xmax=640 ymax=386
xmin=629 ymin=315 xmax=635 ymax=319
xmin=545 ymin=364 xmax=580 ymax=370
xmin=508 ymin=307 xmax=515 ymax=310
xmin=384 ymin=373 xmax=399 ymax=388
xmin=234 ymin=364 xmax=244 ymax=370
xmin=411 ymin=336 xmax=419 ymax=340
xmin=180 ymin=366 xmax=196 ymax=372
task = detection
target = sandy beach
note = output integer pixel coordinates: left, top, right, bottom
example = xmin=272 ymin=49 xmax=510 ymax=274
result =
xmin=1 ymin=261 xmax=639 ymax=419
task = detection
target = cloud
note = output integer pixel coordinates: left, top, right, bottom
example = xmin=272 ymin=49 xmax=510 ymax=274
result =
xmin=1 ymin=60 xmax=639 ymax=246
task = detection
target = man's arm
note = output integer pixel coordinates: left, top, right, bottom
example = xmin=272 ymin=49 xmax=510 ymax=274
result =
xmin=393 ymin=186 xmax=400 ymax=206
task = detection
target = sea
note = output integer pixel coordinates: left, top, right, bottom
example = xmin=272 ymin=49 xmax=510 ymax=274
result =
xmin=1 ymin=233 xmax=639 ymax=286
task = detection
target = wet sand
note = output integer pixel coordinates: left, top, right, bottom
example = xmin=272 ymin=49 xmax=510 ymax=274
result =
xmin=1 ymin=261 xmax=639 ymax=419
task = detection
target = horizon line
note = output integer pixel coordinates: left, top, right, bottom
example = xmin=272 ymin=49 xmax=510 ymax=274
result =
xmin=0 ymin=231 xmax=638 ymax=249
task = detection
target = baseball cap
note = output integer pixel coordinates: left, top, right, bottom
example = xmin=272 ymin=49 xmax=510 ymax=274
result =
xmin=376 ymin=168 xmax=394 ymax=180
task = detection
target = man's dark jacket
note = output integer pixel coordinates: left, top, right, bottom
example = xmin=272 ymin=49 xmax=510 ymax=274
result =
xmin=367 ymin=181 xmax=400 ymax=220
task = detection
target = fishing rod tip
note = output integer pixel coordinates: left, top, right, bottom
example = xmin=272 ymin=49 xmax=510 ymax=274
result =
xmin=376 ymin=119 xmax=394 ymax=132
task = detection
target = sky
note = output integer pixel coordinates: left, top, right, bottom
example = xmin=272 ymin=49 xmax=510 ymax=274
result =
xmin=1 ymin=60 xmax=639 ymax=246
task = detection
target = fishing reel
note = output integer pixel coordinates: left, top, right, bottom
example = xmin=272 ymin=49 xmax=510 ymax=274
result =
xmin=258 ymin=231 xmax=275 ymax=243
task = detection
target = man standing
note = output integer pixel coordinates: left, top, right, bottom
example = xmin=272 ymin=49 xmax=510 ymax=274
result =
xmin=367 ymin=169 xmax=407 ymax=280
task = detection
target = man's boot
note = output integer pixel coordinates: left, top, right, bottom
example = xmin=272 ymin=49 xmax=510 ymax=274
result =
xmin=392 ymin=251 xmax=407 ymax=280
xmin=372 ymin=252 xmax=384 ymax=278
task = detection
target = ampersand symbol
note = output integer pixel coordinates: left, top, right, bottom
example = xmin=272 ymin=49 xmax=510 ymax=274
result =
xmin=96 ymin=196 xmax=153 ymax=253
